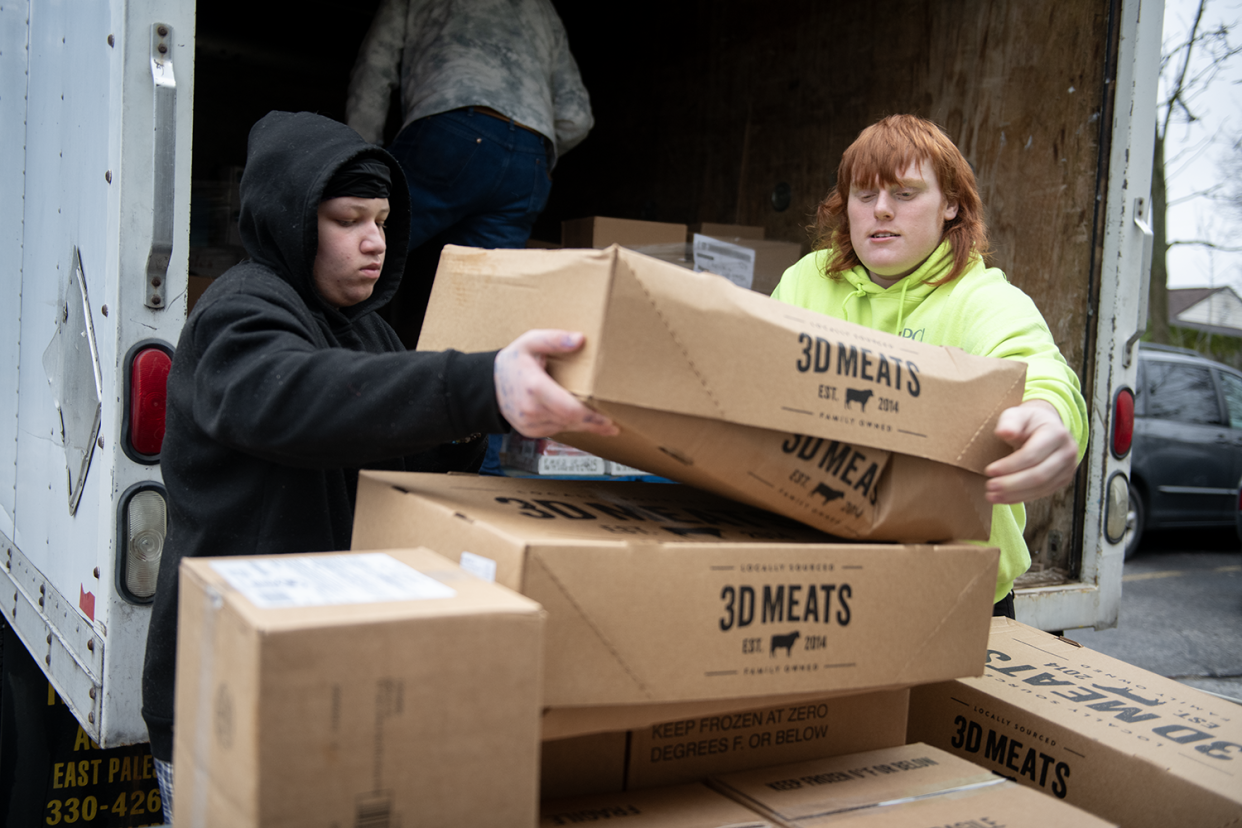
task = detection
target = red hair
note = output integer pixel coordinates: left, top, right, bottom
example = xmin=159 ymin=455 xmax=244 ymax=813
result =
xmin=811 ymin=115 xmax=989 ymax=284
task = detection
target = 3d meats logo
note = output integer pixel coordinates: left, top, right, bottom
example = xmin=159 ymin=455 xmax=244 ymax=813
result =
xmin=770 ymin=630 xmax=800 ymax=656
xmin=812 ymin=483 xmax=845 ymax=505
xmin=844 ymin=387 xmax=874 ymax=411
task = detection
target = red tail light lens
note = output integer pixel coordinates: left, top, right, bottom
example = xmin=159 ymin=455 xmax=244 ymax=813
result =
xmin=124 ymin=342 xmax=173 ymax=462
xmin=1111 ymin=387 xmax=1134 ymax=458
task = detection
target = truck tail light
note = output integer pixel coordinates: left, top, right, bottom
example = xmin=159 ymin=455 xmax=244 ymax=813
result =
xmin=1111 ymin=386 xmax=1134 ymax=458
xmin=122 ymin=341 xmax=173 ymax=464
xmin=1104 ymin=472 xmax=1129 ymax=543
xmin=117 ymin=484 xmax=166 ymax=603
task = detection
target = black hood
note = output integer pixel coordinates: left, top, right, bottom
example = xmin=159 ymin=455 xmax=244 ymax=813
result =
xmin=237 ymin=110 xmax=411 ymax=320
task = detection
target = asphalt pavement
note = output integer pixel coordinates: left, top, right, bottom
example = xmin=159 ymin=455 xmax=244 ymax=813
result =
xmin=1067 ymin=527 xmax=1242 ymax=704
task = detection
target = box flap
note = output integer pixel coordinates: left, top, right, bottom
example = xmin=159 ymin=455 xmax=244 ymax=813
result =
xmin=709 ymin=743 xmax=997 ymax=821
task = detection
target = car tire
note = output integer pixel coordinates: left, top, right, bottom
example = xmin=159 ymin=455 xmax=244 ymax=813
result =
xmin=1124 ymin=483 xmax=1145 ymax=559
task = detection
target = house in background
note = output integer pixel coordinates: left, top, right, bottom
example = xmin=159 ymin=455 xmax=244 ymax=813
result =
xmin=1169 ymin=286 xmax=1242 ymax=338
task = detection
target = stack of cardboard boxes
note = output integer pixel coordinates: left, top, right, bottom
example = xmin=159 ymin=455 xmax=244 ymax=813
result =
xmin=172 ymin=241 xmax=1242 ymax=826
xmin=560 ymin=215 xmax=805 ymax=296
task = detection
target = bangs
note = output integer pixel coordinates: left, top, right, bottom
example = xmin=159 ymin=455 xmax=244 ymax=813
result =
xmin=841 ymin=121 xmax=945 ymax=193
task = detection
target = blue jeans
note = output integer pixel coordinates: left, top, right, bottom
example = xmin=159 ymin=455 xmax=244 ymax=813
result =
xmin=389 ymin=107 xmax=553 ymax=251
xmin=387 ymin=108 xmax=554 ymax=470
xmin=154 ymin=757 xmax=174 ymax=824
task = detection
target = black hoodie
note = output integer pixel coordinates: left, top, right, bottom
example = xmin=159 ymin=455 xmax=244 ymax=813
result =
xmin=141 ymin=111 xmax=507 ymax=760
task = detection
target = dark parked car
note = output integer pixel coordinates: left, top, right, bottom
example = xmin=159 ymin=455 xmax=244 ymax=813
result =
xmin=1127 ymin=343 xmax=1242 ymax=557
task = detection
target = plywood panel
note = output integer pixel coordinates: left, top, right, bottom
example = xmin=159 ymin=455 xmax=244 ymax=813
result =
xmin=549 ymin=0 xmax=1113 ymax=573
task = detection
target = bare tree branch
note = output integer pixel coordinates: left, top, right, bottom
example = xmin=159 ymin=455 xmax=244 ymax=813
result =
xmin=1168 ymin=240 xmax=1242 ymax=252
xmin=1150 ymin=0 xmax=1242 ymax=343
xmin=1168 ymin=182 xmax=1226 ymax=206
xmin=1160 ymin=0 xmax=1208 ymax=138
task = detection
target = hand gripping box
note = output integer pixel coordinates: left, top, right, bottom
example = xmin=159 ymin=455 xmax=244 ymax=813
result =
xmin=708 ymin=743 xmax=1115 ymax=827
xmin=350 ymin=472 xmax=999 ymax=739
xmin=417 ymin=245 xmax=1026 ymax=542
xmin=172 ymin=548 xmax=544 ymax=828
xmin=907 ymin=618 xmax=1242 ymax=828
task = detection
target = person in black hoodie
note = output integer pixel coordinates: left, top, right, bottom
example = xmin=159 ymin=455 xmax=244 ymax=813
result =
xmin=141 ymin=111 xmax=616 ymax=821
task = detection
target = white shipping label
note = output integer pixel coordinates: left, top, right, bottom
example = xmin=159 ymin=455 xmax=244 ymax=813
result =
xmin=458 ymin=551 xmax=498 ymax=582
xmin=693 ymin=233 xmax=756 ymax=289
xmin=211 ymin=552 xmax=456 ymax=609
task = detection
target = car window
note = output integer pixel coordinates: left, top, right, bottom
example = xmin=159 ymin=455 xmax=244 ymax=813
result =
xmin=1219 ymin=371 xmax=1242 ymax=429
xmin=1143 ymin=359 xmax=1222 ymax=425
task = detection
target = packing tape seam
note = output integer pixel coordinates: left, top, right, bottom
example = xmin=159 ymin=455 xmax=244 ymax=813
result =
xmin=623 ymin=253 xmax=727 ymax=418
xmin=531 ymin=555 xmax=652 ymax=699
xmin=898 ymin=564 xmax=992 ymax=678
xmin=953 ymin=372 xmax=1026 ymax=468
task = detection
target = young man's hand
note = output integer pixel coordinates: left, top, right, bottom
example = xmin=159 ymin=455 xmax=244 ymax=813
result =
xmin=984 ymin=399 xmax=1080 ymax=504
xmin=495 ymin=330 xmax=620 ymax=438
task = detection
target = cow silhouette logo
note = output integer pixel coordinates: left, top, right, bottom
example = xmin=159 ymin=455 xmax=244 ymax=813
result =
xmin=770 ymin=630 xmax=800 ymax=656
xmin=845 ymin=387 xmax=874 ymax=411
xmin=812 ymin=483 xmax=845 ymax=505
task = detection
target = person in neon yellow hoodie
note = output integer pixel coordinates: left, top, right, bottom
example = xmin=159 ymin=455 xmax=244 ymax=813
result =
xmin=772 ymin=114 xmax=1088 ymax=618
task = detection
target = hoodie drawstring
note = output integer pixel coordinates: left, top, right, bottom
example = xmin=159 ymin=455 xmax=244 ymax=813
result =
xmin=840 ymin=280 xmax=910 ymax=335
xmin=842 ymin=284 xmax=868 ymax=324
xmin=894 ymin=278 xmax=913 ymax=337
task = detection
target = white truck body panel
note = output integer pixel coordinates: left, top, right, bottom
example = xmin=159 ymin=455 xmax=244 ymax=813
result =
xmin=0 ymin=0 xmax=194 ymax=746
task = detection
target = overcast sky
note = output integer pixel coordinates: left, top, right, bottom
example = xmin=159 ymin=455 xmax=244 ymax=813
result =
xmin=1162 ymin=0 xmax=1242 ymax=294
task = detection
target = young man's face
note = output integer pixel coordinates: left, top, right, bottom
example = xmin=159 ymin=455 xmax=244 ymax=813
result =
xmin=313 ymin=196 xmax=390 ymax=308
xmin=847 ymin=159 xmax=958 ymax=287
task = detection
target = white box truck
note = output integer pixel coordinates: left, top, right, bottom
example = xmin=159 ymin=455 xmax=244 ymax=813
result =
xmin=0 ymin=0 xmax=1159 ymax=767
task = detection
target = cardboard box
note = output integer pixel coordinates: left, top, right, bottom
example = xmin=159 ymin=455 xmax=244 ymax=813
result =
xmin=692 ymin=234 xmax=804 ymax=295
xmin=541 ymin=783 xmax=774 ymax=828
xmin=173 ymin=548 xmax=544 ymax=828
xmin=691 ymin=222 xmax=767 ymax=240
xmin=562 ymin=215 xmax=688 ymax=249
xmin=541 ymin=690 xmax=910 ymax=798
xmin=534 ymin=690 xmax=871 ymax=743
xmin=418 ymin=245 xmax=1025 ymax=542
xmin=605 ymin=458 xmax=657 ymax=477
xmin=630 ymin=241 xmax=695 ymax=270
xmin=351 ymin=472 xmax=999 ymax=733
xmin=907 ymin=618 xmax=1242 ymax=828
xmin=502 ymin=434 xmax=608 ymax=476
xmin=793 ymin=782 xmax=1115 ymax=827
xmin=709 ymin=743 xmax=1115 ymax=826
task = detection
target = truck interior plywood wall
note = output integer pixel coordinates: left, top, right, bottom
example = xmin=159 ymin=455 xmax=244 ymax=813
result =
xmin=188 ymin=0 xmax=1114 ymax=582
xmin=546 ymin=0 xmax=1112 ymax=583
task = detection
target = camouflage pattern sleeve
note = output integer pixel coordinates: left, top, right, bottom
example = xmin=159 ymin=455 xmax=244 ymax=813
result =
xmin=346 ymin=0 xmax=409 ymax=145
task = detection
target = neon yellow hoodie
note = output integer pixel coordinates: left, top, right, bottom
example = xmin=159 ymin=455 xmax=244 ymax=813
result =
xmin=772 ymin=243 xmax=1088 ymax=603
